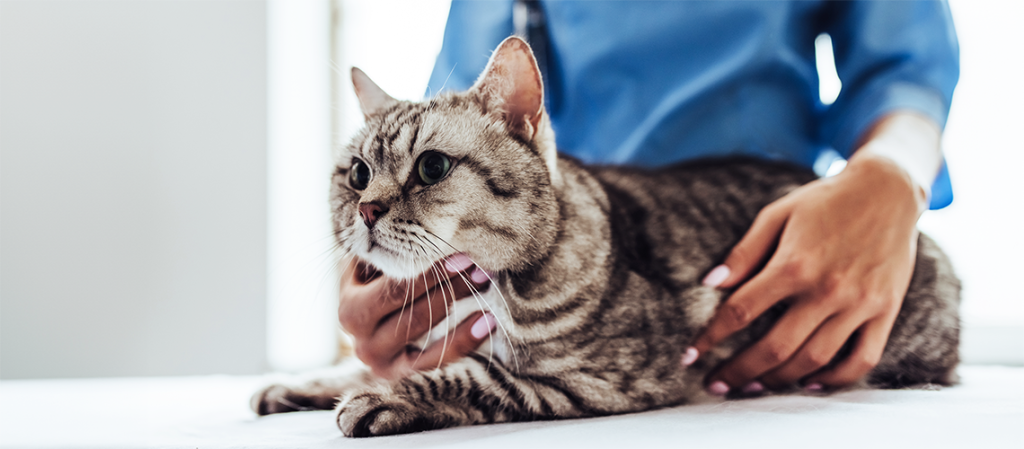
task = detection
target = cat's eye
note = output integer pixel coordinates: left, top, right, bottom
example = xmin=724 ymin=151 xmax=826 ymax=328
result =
xmin=349 ymin=159 xmax=371 ymax=190
xmin=417 ymin=152 xmax=451 ymax=185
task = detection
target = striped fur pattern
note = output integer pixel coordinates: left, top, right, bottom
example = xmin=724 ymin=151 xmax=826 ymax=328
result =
xmin=252 ymin=37 xmax=960 ymax=437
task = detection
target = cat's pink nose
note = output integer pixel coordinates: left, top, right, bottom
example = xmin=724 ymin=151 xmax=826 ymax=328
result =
xmin=359 ymin=202 xmax=388 ymax=229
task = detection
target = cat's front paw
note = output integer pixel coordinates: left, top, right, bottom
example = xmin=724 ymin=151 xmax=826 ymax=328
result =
xmin=335 ymin=389 xmax=453 ymax=437
xmin=252 ymin=383 xmax=337 ymax=416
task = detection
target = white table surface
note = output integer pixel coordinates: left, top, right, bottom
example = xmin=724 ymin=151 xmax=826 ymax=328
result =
xmin=2 ymin=365 xmax=1021 ymax=449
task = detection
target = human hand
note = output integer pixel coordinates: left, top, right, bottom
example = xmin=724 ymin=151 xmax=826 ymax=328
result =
xmin=685 ymin=148 xmax=930 ymax=395
xmin=337 ymin=254 xmax=495 ymax=380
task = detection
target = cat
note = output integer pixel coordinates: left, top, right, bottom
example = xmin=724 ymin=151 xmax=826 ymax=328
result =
xmin=252 ymin=36 xmax=960 ymax=437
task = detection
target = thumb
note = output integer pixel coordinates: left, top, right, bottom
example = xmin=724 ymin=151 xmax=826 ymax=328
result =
xmin=706 ymin=201 xmax=791 ymax=289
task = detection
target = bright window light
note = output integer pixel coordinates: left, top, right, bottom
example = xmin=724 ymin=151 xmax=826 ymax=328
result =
xmin=815 ymin=33 xmax=842 ymax=105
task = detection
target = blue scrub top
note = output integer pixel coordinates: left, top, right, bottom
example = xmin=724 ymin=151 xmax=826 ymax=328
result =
xmin=427 ymin=1 xmax=959 ymax=209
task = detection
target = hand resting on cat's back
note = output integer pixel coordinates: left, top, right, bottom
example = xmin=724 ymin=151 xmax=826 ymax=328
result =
xmin=252 ymin=37 xmax=960 ymax=437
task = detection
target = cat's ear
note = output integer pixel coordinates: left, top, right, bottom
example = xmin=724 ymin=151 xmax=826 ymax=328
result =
xmin=471 ymin=36 xmax=545 ymax=141
xmin=351 ymin=67 xmax=397 ymax=119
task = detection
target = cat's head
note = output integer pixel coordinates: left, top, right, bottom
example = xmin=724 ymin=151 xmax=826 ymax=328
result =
xmin=331 ymin=37 xmax=561 ymax=280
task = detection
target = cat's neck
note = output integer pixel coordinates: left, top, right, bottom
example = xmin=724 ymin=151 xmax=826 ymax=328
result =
xmin=498 ymin=157 xmax=613 ymax=343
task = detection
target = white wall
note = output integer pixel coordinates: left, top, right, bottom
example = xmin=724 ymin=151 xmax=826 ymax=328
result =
xmin=265 ymin=0 xmax=339 ymax=372
xmin=0 ymin=0 xmax=268 ymax=378
xmin=334 ymin=0 xmax=451 ymax=142
xmin=919 ymin=0 xmax=1024 ymax=326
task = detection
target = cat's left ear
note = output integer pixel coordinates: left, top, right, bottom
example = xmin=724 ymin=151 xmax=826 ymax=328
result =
xmin=471 ymin=36 xmax=545 ymax=141
xmin=352 ymin=67 xmax=397 ymax=119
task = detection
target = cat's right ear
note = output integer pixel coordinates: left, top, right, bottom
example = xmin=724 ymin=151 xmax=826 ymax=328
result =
xmin=352 ymin=67 xmax=397 ymax=119
xmin=471 ymin=36 xmax=545 ymax=141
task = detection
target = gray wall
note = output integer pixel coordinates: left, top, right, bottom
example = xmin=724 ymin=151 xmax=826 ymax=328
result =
xmin=1 ymin=0 xmax=268 ymax=378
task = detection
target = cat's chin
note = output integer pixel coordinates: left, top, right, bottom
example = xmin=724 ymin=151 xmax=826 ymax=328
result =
xmin=362 ymin=248 xmax=438 ymax=281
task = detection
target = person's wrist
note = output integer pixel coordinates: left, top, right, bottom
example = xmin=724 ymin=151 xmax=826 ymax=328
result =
xmin=847 ymin=112 xmax=942 ymax=214
xmin=844 ymin=150 xmax=929 ymax=216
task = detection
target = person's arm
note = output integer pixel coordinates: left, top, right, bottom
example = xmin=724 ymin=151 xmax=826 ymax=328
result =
xmin=858 ymin=112 xmax=943 ymax=207
xmin=821 ymin=0 xmax=959 ymax=207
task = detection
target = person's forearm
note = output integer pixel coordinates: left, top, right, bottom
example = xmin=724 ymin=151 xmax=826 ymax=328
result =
xmin=848 ymin=111 xmax=944 ymax=213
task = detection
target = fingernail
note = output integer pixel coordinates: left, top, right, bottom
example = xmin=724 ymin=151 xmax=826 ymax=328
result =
xmin=681 ymin=347 xmax=699 ymax=366
xmin=742 ymin=381 xmax=764 ymax=394
xmin=470 ymin=266 xmax=492 ymax=284
xmin=470 ymin=313 xmax=497 ymax=339
xmin=444 ymin=253 xmax=474 ymax=274
xmin=805 ymin=383 xmax=823 ymax=392
xmin=702 ymin=265 xmax=730 ymax=287
xmin=708 ymin=381 xmax=729 ymax=396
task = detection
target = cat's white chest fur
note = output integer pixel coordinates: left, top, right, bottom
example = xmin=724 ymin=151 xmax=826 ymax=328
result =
xmin=414 ymin=282 xmax=513 ymax=364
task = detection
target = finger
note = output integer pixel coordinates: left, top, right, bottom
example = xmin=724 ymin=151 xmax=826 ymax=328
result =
xmin=406 ymin=253 xmax=478 ymax=302
xmin=338 ymin=258 xmax=399 ymax=339
xmin=338 ymin=276 xmax=393 ymax=339
xmin=705 ymin=296 xmax=835 ymax=392
xmin=805 ymin=314 xmax=893 ymax=388
xmin=346 ymin=258 xmax=383 ymax=285
xmin=410 ymin=312 xmax=495 ymax=371
xmin=360 ymin=269 xmax=488 ymax=366
xmin=705 ymin=200 xmax=792 ymax=289
xmin=691 ymin=262 xmax=799 ymax=356
xmin=338 ymin=254 xmax=475 ymax=338
xmin=759 ymin=311 xmax=865 ymax=389
xmin=380 ymin=253 xmax=477 ymax=308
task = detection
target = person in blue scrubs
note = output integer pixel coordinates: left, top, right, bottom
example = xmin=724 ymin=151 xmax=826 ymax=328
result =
xmin=339 ymin=1 xmax=959 ymax=393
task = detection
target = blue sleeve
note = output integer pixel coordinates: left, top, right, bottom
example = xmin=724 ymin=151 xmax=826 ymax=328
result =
xmin=426 ymin=0 xmax=515 ymax=96
xmin=821 ymin=0 xmax=959 ymax=209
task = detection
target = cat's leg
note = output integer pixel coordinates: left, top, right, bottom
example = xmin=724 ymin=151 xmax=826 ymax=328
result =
xmin=336 ymin=353 xmax=585 ymax=437
xmin=253 ymin=359 xmax=379 ymax=415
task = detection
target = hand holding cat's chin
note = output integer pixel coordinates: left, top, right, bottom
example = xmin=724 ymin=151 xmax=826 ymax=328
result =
xmin=337 ymin=255 xmax=494 ymax=380
xmin=687 ymin=149 xmax=923 ymax=395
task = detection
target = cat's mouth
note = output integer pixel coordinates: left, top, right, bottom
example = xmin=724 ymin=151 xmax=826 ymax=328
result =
xmin=366 ymin=235 xmax=404 ymax=259
xmin=360 ymin=230 xmax=444 ymax=280
xmin=366 ymin=236 xmax=380 ymax=252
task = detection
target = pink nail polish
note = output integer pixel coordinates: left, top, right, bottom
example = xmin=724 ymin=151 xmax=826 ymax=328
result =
xmin=708 ymin=381 xmax=729 ymax=396
xmin=742 ymin=381 xmax=764 ymax=394
xmin=470 ymin=266 xmax=492 ymax=284
xmin=681 ymin=347 xmax=699 ymax=366
xmin=702 ymin=265 xmax=730 ymax=287
xmin=470 ymin=313 xmax=497 ymax=339
xmin=805 ymin=383 xmax=823 ymax=392
xmin=444 ymin=253 xmax=474 ymax=274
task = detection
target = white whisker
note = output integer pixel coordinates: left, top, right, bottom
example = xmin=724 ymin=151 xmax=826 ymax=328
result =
xmin=420 ymin=228 xmax=522 ymax=372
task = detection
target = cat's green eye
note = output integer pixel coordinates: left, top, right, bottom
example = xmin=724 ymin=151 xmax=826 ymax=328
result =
xmin=417 ymin=152 xmax=451 ymax=185
xmin=349 ymin=159 xmax=371 ymax=190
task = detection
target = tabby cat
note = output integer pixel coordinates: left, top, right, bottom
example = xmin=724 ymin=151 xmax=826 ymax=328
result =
xmin=253 ymin=37 xmax=960 ymax=437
